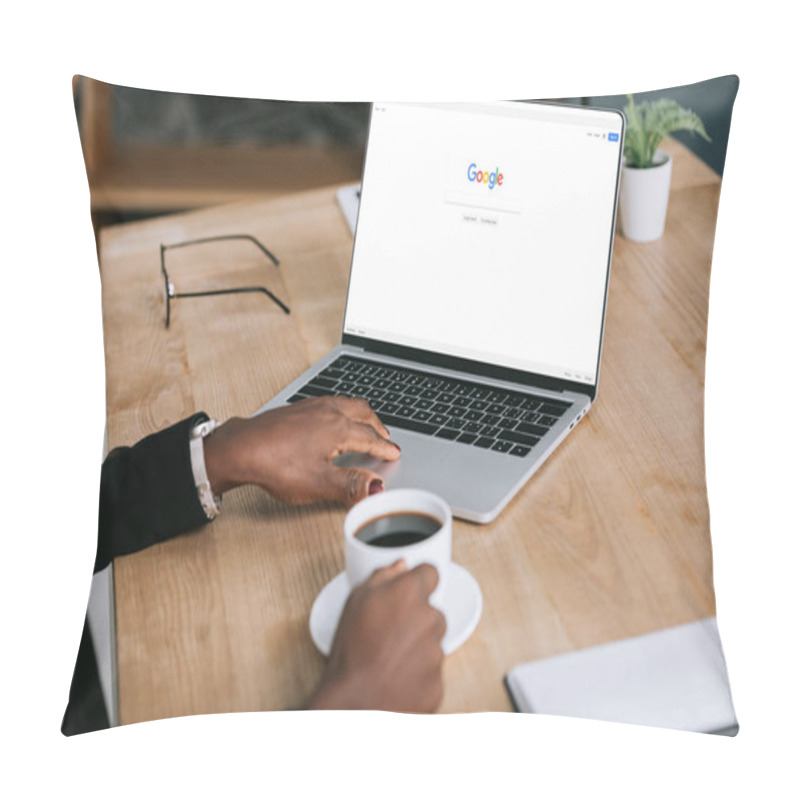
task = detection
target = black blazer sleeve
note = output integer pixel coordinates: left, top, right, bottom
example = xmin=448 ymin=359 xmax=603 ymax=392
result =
xmin=94 ymin=413 xmax=212 ymax=573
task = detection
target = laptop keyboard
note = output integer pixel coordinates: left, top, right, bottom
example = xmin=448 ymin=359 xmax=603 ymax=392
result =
xmin=287 ymin=356 xmax=572 ymax=458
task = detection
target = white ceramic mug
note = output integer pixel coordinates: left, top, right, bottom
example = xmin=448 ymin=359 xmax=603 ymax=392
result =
xmin=344 ymin=489 xmax=452 ymax=609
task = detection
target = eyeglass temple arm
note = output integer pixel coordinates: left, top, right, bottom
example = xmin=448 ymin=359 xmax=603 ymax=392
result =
xmin=161 ymin=235 xmax=280 ymax=267
xmin=172 ymin=286 xmax=290 ymax=315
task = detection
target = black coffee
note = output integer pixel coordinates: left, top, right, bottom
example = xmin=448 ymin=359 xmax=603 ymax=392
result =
xmin=355 ymin=512 xmax=441 ymax=548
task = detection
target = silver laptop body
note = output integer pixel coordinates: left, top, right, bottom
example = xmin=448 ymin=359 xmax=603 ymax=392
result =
xmin=260 ymin=101 xmax=624 ymax=523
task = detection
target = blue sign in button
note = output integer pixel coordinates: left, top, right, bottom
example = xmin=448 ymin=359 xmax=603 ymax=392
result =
xmin=608 ymin=132 xmax=619 ymax=142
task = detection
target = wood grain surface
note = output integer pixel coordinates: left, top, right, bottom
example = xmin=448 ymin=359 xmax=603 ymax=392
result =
xmin=99 ymin=138 xmax=722 ymax=723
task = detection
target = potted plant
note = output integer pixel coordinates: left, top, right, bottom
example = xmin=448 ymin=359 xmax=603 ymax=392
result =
xmin=619 ymin=94 xmax=711 ymax=242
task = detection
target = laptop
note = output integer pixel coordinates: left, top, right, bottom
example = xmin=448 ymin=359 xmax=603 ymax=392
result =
xmin=259 ymin=101 xmax=625 ymax=523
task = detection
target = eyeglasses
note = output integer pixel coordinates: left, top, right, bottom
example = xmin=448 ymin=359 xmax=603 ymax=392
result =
xmin=160 ymin=234 xmax=291 ymax=328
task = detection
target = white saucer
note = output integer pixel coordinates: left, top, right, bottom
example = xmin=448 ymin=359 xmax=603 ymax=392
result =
xmin=309 ymin=563 xmax=483 ymax=657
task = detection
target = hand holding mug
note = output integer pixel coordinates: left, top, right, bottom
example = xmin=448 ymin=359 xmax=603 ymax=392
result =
xmin=309 ymin=560 xmax=446 ymax=713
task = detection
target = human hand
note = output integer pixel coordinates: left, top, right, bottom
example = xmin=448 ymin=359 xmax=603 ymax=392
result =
xmin=308 ymin=560 xmax=446 ymax=713
xmin=203 ymin=396 xmax=400 ymax=506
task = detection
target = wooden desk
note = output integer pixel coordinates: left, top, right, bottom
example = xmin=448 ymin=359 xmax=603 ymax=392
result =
xmin=99 ymin=139 xmax=721 ymax=724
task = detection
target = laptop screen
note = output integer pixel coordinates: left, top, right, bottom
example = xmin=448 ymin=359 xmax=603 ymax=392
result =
xmin=342 ymin=101 xmax=623 ymax=387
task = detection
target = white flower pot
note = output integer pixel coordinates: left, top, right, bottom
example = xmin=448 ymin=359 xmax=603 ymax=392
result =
xmin=618 ymin=150 xmax=673 ymax=243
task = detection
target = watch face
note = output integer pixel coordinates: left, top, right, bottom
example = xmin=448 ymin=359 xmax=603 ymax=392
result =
xmin=192 ymin=419 xmax=219 ymax=438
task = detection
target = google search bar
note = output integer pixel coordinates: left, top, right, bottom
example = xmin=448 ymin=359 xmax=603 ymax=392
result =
xmin=444 ymin=192 xmax=522 ymax=214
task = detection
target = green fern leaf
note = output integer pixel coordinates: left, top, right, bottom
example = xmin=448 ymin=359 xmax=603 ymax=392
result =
xmin=622 ymin=94 xmax=711 ymax=168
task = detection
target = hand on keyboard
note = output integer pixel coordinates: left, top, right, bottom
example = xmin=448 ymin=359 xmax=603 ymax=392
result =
xmin=288 ymin=356 xmax=571 ymax=459
xmin=204 ymin=395 xmax=401 ymax=506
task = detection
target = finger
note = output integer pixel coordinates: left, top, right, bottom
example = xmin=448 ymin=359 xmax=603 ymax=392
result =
xmin=430 ymin=607 xmax=447 ymax=641
xmin=334 ymin=396 xmax=393 ymax=441
xmin=366 ymin=559 xmax=408 ymax=587
xmin=324 ymin=466 xmax=385 ymax=505
xmin=407 ymin=563 xmax=440 ymax=599
xmin=335 ymin=421 xmax=401 ymax=463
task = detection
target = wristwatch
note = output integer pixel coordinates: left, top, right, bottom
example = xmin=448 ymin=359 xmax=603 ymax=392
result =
xmin=190 ymin=417 xmax=222 ymax=520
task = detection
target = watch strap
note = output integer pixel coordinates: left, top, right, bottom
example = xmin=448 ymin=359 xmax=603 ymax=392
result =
xmin=190 ymin=418 xmax=222 ymax=519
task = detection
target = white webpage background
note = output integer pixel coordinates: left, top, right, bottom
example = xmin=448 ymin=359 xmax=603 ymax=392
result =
xmin=344 ymin=103 xmax=622 ymax=384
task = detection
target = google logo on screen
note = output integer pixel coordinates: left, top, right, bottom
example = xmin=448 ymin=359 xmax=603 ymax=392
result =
xmin=467 ymin=163 xmax=503 ymax=189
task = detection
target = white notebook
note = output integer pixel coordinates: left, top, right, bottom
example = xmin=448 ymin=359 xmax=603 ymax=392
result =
xmin=505 ymin=617 xmax=738 ymax=735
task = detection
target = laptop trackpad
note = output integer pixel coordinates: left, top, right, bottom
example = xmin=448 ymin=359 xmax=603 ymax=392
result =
xmin=332 ymin=430 xmax=519 ymax=522
xmin=333 ymin=449 xmax=412 ymax=484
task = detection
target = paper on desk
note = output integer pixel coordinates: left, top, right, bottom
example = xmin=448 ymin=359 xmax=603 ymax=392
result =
xmin=506 ymin=617 xmax=738 ymax=734
xmin=336 ymin=184 xmax=361 ymax=235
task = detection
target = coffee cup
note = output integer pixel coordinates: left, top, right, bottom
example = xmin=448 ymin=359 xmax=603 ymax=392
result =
xmin=344 ymin=489 xmax=452 ymax=609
